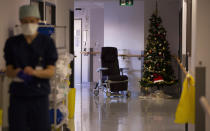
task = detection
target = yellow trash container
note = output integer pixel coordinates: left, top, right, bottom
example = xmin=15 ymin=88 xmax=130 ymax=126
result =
xmin=68 ymin=88 xmax=76 ymax=119
xmin=0 ymin=109 xmax=2 ymax=130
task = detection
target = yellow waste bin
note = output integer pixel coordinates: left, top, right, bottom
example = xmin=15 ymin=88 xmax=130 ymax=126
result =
xmin=0 ymin=109 xmax=2 ymax=127
xmin=68 ymin=88 xmax=76 ymax=119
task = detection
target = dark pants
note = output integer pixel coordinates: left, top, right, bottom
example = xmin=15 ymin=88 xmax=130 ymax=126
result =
xmin=9 ymin=95 xmax=50 ymax=131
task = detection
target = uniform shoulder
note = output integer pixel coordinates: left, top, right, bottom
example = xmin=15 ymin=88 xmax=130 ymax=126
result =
xmin=7 ymin=34 xmax=23 ymax=41
xmin=38 ymin=34 xmax=55 ymax=48
xmin=38 ymin=33 xmax=53 ymax=41
xmin=6 ymin=34 xmax=23 ymax=45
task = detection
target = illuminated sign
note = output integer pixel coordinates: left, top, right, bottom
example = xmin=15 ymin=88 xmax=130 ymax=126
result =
xmin=120 ymin=0 xmax=133 ymax=6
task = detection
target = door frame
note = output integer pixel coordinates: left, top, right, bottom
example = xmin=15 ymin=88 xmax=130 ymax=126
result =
xmin=74 ymin=18 xmax=83 ymax=84
xmin=69 ymin=10 xmax=74 ymax=88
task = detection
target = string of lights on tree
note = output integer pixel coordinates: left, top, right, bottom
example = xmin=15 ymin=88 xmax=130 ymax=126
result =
xmin=140 ymin=2 xmax=177 ymax=94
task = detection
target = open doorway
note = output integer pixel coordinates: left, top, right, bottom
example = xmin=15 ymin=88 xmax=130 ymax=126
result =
xmin=74 ymin=19 xmax=82 ymax=85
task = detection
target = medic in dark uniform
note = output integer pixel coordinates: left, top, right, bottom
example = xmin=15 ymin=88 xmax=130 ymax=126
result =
xmin=3 ymin=5 xmax=58 ymax=131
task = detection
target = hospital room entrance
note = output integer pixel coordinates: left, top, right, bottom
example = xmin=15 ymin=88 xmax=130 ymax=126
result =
xmin=74 ymin=19 xmax=82 ymax=85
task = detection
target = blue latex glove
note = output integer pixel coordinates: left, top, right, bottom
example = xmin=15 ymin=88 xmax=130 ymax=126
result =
xmin=17 ymin=70 xmax=32 ymax=83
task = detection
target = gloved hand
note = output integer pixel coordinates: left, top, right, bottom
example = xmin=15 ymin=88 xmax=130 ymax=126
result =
xmin=17 ymin=70 xmax=33 ymax=83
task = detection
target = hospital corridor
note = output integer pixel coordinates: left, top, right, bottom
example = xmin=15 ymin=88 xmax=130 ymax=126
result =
xmin=0 ymin=0 xmax=210 ymax=131
xmin=71 ymin=84 xmax=184 ymax=131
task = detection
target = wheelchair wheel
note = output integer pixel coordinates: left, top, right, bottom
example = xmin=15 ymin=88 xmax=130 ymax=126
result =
xmin=63 ymin=124 xmax=71 ymax=131
xmin=126 ymin=91 xmax=131 ymax=97
xmin=94 ymin=83 xmax=99 ymax=89
xmin=94 ymin=90 xmax=99 ymax=96
xmin=106 ymin=92 xmax=111 ymax=97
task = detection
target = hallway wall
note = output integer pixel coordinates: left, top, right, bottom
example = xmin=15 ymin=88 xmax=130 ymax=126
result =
xmin=192 ymin=0 xmax=210 ymax=130
xmin=90 ymin=8 xmax=104 ymax=82
xmin=104 ymin=1 xmax=144 ymax=92
xmin=104 ymin=1 xmax=144 ymax=50
xmin=56 ymin=0 xmax=74 ymax=54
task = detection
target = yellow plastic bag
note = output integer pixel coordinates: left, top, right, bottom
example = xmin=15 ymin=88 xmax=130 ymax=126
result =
xmin=0 ymin=109 xmax=2 ymax=126
xmin=68 ymin=88 xmax=76 ymax=119
xmin=174 ymin=74 xmax=195 ymax=124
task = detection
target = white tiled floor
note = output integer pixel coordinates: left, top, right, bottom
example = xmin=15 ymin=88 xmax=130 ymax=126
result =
xmin=69 ymin=85 xmax=184 ymax=131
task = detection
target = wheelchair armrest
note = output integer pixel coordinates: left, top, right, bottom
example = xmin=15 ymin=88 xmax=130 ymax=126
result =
xmin=120 ymin=68 xmax=129 ymax=70
xmin=120 ymin=68 xmax=129 ymax=72
xmin=120 ymin=68 xmax=129 ymax=75
xmin=97 ymin=67 xmax=109 ymax=72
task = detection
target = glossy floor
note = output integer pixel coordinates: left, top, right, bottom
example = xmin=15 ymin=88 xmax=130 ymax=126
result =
xmin=69 ymin=85 xmax=184 ymax=131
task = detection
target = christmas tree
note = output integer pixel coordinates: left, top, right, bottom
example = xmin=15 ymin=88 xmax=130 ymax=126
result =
xmin=140 ymin=11 xmax=177 ymax=94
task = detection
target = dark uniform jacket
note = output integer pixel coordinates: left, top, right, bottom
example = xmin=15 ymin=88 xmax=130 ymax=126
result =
xmin=4 ymin=34 xmax=58 ymax=97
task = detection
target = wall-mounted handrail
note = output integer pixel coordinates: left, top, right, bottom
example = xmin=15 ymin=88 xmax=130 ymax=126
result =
xmin=80 ymin=51 xmax=100 ymax=55
xmin=172 ymin=55 xmax=188 ymax=76
xmin=80 ymin=52 xmax=143 ymax=58
xmin=118 ymin=54 xmax=143 ymax=58
xmin=200 ymin=96 xmax=210 ymax=117
xmin=15 ymin=24 xmax=66 ymax=28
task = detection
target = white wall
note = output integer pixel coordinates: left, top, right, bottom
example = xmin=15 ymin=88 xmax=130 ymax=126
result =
xmin=56 ymin=0 xmax=74 ymax=53
xmin=104 ymin=1 xmax=144 ymax=50
xmin=192 ymin=0 xmax=210 ymax=130
xmin=104 ymin=1 xmax=144 ymax=92
xmin=90 ymin=8 xmax=104 ymax=49
xmin=90 ymin=8 xmax=104 ymax=82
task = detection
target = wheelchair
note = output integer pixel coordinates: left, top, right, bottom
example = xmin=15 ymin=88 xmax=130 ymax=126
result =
xmin=94 ymin=47 xmax=131 ymax=97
